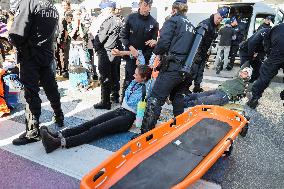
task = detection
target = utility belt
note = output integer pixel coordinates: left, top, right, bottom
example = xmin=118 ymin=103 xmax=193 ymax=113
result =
xmin=159 ymin=54 xmax=185 ymax=72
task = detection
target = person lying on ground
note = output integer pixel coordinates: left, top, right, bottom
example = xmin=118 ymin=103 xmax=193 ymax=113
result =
xmin=40 ymin=65 xmax=152 ymax=153
xmin=184 ymin=67 xmax=252 ymax=108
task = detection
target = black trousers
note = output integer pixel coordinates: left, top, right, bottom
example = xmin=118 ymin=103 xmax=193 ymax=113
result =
xmin=20 ymin=49 xmax=62 ymax=119
xmin=97 ymin=49 xmax=121 ymax=102
xmin=61 ymin=108 xmax=135 ymax=148
xmin=150 ymin=62 xmax=191 ymax=117
xmin=252 ymin=50 xmax=284 ymax=99
xmin=229 ymin=45 xmax=239 ymax=67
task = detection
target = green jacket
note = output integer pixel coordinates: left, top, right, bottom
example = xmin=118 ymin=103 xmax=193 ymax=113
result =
xmin=218 ymin=77 xmax=250 ymax=100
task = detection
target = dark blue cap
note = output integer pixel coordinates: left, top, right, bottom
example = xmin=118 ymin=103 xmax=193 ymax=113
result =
xmin=174 ymin=0 xmax=187 ymax=3
xmin=99 ymin=1 xmax=116 ymax=9
xmin=144 ymin=0 xmax=153 ymax=4
xmin=230 ymin=16 xmax=237 ymax=23
xmin=265 ymin=15 xmax=273 ymax=20
xmin=218 ymin=7 xmax=229 ymax=18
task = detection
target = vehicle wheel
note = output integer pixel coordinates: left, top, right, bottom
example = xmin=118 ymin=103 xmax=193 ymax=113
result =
xmin=223 ymin=144 xmax=233 ymax=157
xmin=240 ymin=123 xmax=249 ymax=137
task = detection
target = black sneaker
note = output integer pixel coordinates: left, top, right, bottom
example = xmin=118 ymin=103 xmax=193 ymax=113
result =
xmin=12 ymin=133 xmax=40 ymax=146
xmin=40 ymin=127 xmax=61 ymax=153
xmin=246 ymin=98 xmax=259 ymax=109
xmin=93 ymin=102 xmax=111 ymax=110
xmin=52 ymin=112 xmax=64 ymax=127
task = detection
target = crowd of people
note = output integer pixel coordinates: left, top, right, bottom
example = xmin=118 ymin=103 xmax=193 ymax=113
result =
xmin=0 ymin=0 xmax=283 ymax=153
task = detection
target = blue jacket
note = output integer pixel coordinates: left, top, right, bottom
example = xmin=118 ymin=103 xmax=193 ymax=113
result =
xmin=122 ymin=80 xmax=153 ymax=113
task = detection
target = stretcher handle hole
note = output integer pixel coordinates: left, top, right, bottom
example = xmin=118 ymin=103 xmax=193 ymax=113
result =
xmin=170 ymin=117 xmax=176 ymax=127
xmin=93 ymin=170 xmax=105 ymax=182
xmin=123 ymin=148 xmax=131 ymax=156
xmin=202 ymin=107 xmax=212 ymax=112
xmin=146 ymin=134 xmax=153 ymax=142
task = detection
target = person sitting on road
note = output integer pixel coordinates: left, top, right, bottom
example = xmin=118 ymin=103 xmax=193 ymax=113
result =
xmin=184 ymin=67 xmax=252 ymax=108
xmin=40 ymin=65 xmax=152 ymax=153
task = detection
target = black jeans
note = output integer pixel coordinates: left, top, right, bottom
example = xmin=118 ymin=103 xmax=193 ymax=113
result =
xmin=184 ymin=89 xmax=229 ymax=108
xmin=61 ymin=108 xmax=136 ymax=148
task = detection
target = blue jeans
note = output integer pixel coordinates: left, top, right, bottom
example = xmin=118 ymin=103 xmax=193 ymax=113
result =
xmin=184 ymin=89 xmax=230 ymax=108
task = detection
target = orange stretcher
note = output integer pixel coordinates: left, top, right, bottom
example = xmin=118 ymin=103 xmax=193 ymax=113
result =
xmin=81 ymin=105 xmax=249 ymax=189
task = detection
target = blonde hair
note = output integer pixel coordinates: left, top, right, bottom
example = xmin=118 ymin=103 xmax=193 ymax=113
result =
xmin=172 ymin=2 xmax=188 ymax=15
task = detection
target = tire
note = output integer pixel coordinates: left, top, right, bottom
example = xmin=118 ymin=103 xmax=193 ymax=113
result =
xmin=240 ymin=123 xmax=249 ymax=137
xmin=224 ymin=144 xmax=233 ymax=157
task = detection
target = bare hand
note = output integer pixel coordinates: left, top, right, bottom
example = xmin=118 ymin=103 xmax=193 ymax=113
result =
xmin=145 ymin=40 xmax=157 ymax=47
xmin=111 ymin=48 xmax=121 ymax=56
xmin=129 ymin=46 xmax=138 ymax=58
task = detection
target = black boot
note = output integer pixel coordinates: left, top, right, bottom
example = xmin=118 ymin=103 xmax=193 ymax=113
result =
xmin=140 ymin=97 xmax=160 ymax=134
xmin=246 ymin=98 xmax=259 ymax=109
xmin=110 ymin=93 xmax=120 ymax=103
xmin=40 ymin=127 xmax=61 ymax=153
xmin=12 ymin=116 xmax=40 ymax=146
xmin=193 ymin=85 xmax=204 ymax=93
xmin=94 ymin=79 xmax=111 ymax=110
xmin=52 ymin=111 xmax=64 ymax=127
xmin=40 ymin=126 xmax=59 ymax=138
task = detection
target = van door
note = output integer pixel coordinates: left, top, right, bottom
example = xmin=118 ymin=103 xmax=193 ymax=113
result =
xmin=274 ymin=8 xmax=284 ymax=24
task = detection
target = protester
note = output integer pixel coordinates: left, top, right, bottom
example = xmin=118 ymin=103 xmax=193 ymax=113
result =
xmin=184 ymin=67 xmax=252 ymax=108
xmin=40 ymin=65 xmax=152 ymax=153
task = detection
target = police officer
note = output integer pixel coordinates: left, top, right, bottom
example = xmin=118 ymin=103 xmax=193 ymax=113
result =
xmin=247 ymin=23 xmax=284 ymax=109
xmin=120 ymin=0 xmax=158 ymax=97
xmin=93 ymin=1 xmax=123 ymax=110
xmin=257 ymin=16 xmax=272 ymax=31
xmin=189 ymin=7 xmax=228 ymax=93
xmin=139 ymin=0 xmax=195 ymax=134
xmin=239 ymin=28 xmax=270 ymax=82
xmin=9 ymin=0 xmax=63 ymax=145
xmin=227 ymin=16 xmax=244 ymax=70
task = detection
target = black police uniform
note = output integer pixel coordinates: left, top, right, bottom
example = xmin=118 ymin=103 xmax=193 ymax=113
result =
xmin=239 ymin=28 xmax=270 ymax=82
xmin=120 ymin=10 xmax=158 ymax=95
xmin=9 ymin=0 xmax=63 ymax=145
xmin=228 ymin=24 xmax=244 ymax=69
xmin=93 ymin=14 xmax=123 ymax=109
xmin=188 ymin=14 xmax=218 ymax=92
xmin=247 ymin=23 xmax=284 ymax=109
xmin=140 ymin=13 xmax=195 ymax=134
xmin=257 ymin=23 xmax=271 ymax=31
